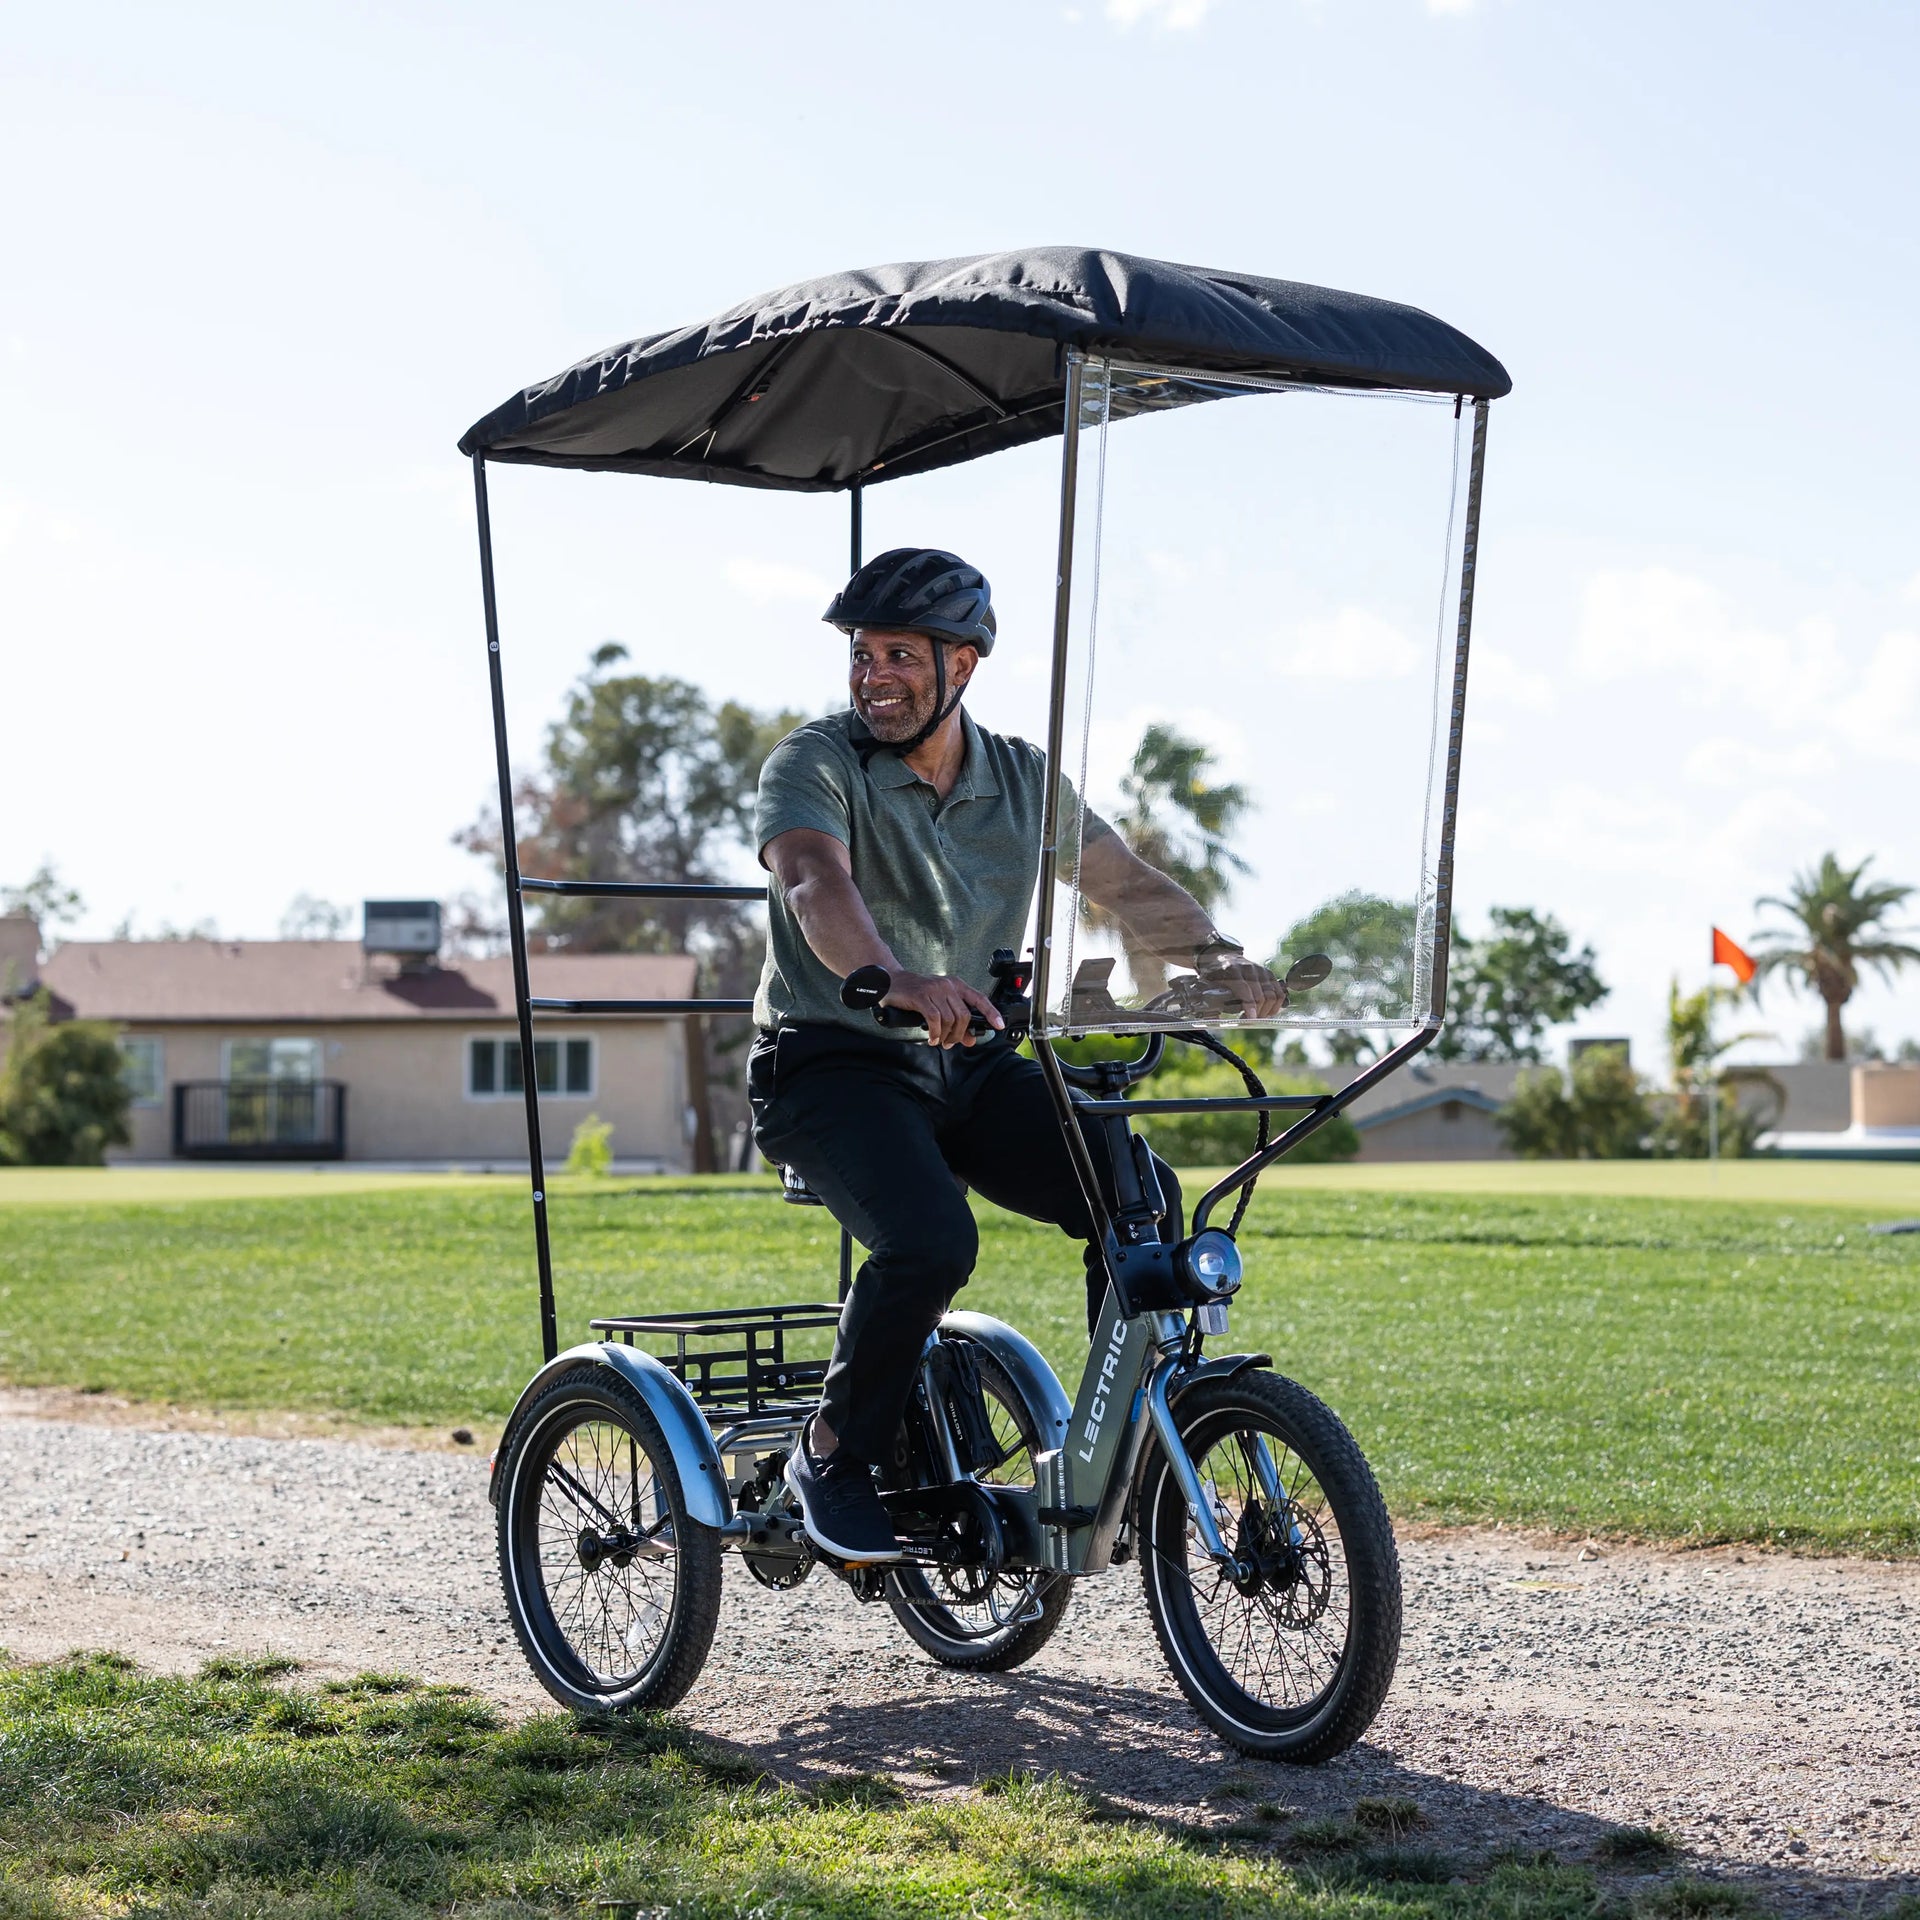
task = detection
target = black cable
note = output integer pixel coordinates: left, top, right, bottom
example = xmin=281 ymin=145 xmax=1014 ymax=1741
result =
xmin=1170 ymin=1028 xmax=1267 ymax=1236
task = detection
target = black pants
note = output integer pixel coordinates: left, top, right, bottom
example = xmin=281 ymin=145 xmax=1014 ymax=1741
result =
xmin=747 ymin=1024 xmax=1182 ymax=1466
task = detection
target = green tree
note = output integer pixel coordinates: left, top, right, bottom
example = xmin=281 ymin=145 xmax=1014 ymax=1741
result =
xmin=1653 ymin=978 xmax=1781 ymax=1158
xmin=1497 ymin=1045 xmax=1650 ymax=1159
xmin=1436 ymin=906 xmax=1608 ymax=1063
xmin=1271 ymin=892 xmax=1417 ymax=1065
xmin=1084 ymin=724 xmax=1251 ymax=999
xmin=459 ymin=646 xmax=801 ymax=1169
xmin=0 ymin=992 xmax=131 ymax=1166
xmin=1751 ymin=852 xmax=1920 ymax=1062
xmin=1 ymin=863 xmax=83 ymax=937
xmin=279 ymin=894 xmax=353 ymax=939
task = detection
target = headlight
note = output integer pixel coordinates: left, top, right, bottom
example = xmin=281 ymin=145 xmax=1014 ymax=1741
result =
xmin=1176 ymin=1229 xmax=1243 ymax=1303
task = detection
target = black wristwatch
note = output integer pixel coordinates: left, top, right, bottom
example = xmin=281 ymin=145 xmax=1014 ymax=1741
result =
xmin=1193 ymin=935 xmax=1246 ymax=969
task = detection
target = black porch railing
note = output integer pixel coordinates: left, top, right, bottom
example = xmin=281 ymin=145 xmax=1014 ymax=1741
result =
xmin=172 ymin=1080 xmax=347 ymax=1160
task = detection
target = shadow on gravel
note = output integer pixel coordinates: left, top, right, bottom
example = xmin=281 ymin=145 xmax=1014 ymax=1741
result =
xmin=698 ymin=1667 xmax=1920 ymax=1919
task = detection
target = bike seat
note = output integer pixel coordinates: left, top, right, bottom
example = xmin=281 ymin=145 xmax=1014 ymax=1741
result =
xmin=779 ymin=1165 xmax=826 ymax=1207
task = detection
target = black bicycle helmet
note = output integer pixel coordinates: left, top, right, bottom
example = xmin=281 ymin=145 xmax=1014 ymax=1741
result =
xmin=822 ymin=547 xmax=996 ymax=655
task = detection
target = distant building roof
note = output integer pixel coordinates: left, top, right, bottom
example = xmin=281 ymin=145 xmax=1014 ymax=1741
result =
xmin=38 ymin=939 xmax=697 ymax=1024
xmin=1312 ymin=1058 xmax=1527 ymax=1130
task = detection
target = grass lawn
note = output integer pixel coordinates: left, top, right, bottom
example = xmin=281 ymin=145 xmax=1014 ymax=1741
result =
xmin=0 ymin=1651 xmax=1693 ymax=1919
xmin=1 ymin=1169 xmax=1914 ymax=1552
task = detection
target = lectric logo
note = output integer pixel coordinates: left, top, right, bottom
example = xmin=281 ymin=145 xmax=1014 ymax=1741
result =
xmin=1076 ymin=1316 xmax=1128 ymax=1464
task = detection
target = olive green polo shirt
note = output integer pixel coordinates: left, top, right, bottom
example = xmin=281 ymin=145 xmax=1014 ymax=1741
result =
xmin=753 ymin=709 xmax=1095 ymax=1035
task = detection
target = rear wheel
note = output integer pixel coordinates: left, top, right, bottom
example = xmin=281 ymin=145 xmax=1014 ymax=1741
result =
xmin=497 ymin=1363 xmax=723 ymax=1713
xmin=887 ymin=1345 xmax=1072 ymax=1671
xmin=1138 ymin=1368 xmax=1399 ymax=1763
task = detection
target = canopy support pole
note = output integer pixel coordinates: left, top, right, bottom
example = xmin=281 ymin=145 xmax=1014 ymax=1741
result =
xmin=472 ymin=453 xmax=559 ymax=1364
xmin=1028 ymin=352 xmax=1117 ymax=1254
xmin=840 ymin=477 xmax=862 ymax=1298
xmin=1423 ymin=396 xmax=1490 ymax=1032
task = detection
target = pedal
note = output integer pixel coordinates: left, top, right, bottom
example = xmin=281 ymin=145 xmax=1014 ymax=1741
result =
xmin=1038 ymin=1505 xmax=1097 ymax=1529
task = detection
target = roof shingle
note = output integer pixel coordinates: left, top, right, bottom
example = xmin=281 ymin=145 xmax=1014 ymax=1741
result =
xmin=39 ymin=940 xmax=697 ymax=1024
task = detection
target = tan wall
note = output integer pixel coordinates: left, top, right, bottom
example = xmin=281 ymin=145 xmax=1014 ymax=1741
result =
xmin=1854 ymin=1064 xmax=1920 ymax=1130
xmin=112 ymin=1020 xmax=689 ymax=1167
xmin=1357 ymin=1100 xmax=1513 ymax=1162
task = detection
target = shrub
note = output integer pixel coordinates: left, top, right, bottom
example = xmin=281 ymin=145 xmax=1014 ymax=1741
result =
xmin=1649 ymin=1070 xmax=1781 ymax=1159
xmin=1498 ymin=1045 xmax=1651 ymax=1159
xmin=563 ymin=1113 xmax=614 ymax=1177
xmin=0 ymin=992 xmax=131 ymax=1166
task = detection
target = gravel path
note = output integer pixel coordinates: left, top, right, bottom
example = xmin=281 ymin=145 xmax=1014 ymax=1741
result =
xmin=0 ymin=1395 xmax=1913 ymax=1914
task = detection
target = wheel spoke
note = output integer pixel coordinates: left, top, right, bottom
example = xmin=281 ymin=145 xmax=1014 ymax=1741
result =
xmin=525 ymin=1412 xmax=678 ymax=1689
xmin=1157 ymin=1412 xmax=1355 ymax=1719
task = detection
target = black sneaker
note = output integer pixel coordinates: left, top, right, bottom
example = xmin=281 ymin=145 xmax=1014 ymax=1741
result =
xmin=784 ymin=1441 xmax=902 ymax=1563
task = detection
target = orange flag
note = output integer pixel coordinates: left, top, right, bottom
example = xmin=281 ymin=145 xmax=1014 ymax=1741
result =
xmin=1711 ymin=927 xmax=1756 ymax=984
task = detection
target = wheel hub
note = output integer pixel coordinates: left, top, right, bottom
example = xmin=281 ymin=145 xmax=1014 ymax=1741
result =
xmin=575 ymin=1525 xmax=648 ymax=1572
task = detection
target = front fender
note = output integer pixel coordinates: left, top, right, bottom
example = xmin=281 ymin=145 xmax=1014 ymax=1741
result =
xmin=1169 ymin=1351 xmax=1272 ymax=1402
xmin=938 ymin=1310 xmax=1073 ymax=1452
xmin=489 ymin=1342 xmax=733 ymax=1530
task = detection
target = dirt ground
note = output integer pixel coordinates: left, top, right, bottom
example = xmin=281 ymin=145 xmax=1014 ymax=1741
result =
xmin=0 ymin=1388 xmax=1913 ymax=1914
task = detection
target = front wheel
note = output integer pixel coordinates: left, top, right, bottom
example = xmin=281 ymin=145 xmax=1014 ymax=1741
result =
xmin=497 ymin=1363 xmax=723 ymax=1714
xmin=1138 ymin=1368 xmax=1400 ymax=1763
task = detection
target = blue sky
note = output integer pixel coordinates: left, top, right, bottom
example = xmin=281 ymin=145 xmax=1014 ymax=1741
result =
xmin=3 ymin=0 xmax=1916 ymax=1069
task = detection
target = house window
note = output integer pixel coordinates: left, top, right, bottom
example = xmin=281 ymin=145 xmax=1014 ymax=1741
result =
xmin=223 ymin=1038 xmax=323 ymax=1083
xmin=120 ymin=1038 xmax=164 ymax=1108
xmin=468 ymin=1035 xmax=594 ymax=1099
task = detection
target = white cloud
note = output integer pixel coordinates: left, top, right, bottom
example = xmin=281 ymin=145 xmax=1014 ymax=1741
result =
xmin=1425 ymin=0 xmax=1478 ymax=12
xmin=1277 ymin=606 xmax=1421 ymax=679
xmin=1575 ymin=566 xmax=1920 ymax=766
xmin=1105 ymin=0 xmax=1213 ymax=29
xmin=1472 ymin=644 xmax=1554 ymax=710
xmin=1468 ymin=779 xmax=1826 ymax=887
xmin=724 ymin=556 xmax=834 ymax=606
xmin=1574 ymin=566 xmax=1845 ymax=730
xmin=1682 ymin=736 xmax=1836 ymax=787
xmin=1827 ymin=631 xmax=1920 ymax=764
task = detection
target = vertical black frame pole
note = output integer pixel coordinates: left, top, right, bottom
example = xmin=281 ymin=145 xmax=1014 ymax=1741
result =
xmin=471 ymin=453 xmax=559 ymax=1363
xmin=1423 ymin=398 xmax=1490 ymax=1029
xmin=1027 ymin=352 xmax=1114 ymax=1241
xmin=837 ymin=477 xmax=863 ymax=1299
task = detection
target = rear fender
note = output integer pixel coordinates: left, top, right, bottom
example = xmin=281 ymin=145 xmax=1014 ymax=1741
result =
xmin=488 ymin=1342 xmax=733 ymax=1529
xmin=938 ymin=1310 xmax=1073 ymax=1453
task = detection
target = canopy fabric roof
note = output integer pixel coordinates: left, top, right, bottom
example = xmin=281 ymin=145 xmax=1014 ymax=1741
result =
xmin=459 ymin=247 xmax=1510 ymax=493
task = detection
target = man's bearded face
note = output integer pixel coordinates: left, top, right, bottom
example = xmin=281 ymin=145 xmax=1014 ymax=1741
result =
xmin=849 ymin=628 xmax=949 ymax=743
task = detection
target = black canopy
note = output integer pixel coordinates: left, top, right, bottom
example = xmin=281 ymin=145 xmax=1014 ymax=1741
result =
xmin=459 ymin=247 xmax=1509 ymax=493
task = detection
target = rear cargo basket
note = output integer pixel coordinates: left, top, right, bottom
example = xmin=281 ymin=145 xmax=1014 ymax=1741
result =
xmin=590 ymin=1302 xmax=840 ymax=1418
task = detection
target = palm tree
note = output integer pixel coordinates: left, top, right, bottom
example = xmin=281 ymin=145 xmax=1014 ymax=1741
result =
xmin=1751 ymin=853 xmax=1920 ymax=1062
xmin=1083 ymin=723 xmax=1251 ymax=999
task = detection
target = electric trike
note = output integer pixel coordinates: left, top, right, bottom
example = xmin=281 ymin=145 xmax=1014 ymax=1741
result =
xmin=459 ymin=249 xmax=1508 ymax=1762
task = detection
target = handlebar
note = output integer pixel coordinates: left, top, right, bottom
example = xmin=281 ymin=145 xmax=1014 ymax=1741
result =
xmin=1048 ymin=1032 xmax=1166 ymax=1090
xmin=873 ymin=1003 xmax=994 ymax=1035
xmin=840 ymin=952 xmax=1032 ymax=1041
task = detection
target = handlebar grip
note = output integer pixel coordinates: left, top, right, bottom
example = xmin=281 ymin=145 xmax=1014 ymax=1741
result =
xmin=875 ymin=1004 xmax=991 ymax=1035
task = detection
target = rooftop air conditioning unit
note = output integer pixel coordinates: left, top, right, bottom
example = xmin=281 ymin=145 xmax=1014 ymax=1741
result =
xmin=363 ymin=899 xmax=442 ymax=959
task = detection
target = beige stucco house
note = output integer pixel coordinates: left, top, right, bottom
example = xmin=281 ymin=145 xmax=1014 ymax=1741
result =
xmin=4 ymin=914 xmax=697 ymax=1168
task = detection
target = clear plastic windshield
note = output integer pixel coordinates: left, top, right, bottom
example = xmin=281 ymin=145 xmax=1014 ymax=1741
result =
xmin=1041 ymin=357 xmax=1471 ymax=1041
